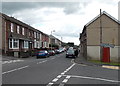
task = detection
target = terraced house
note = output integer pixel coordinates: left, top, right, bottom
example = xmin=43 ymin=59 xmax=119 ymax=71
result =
xmin=49 ymin=35 xmax=62 ymax=49
xmin=80 ymin=11 xmax=120 ymax=63
xmin=1 ymin=13 xmax=50 ymax=58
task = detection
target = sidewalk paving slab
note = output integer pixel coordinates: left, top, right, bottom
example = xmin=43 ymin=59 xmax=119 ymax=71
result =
xmin=74 ymin=53 xmax=119 ymax=70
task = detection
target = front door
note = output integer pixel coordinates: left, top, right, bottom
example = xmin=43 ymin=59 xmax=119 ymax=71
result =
xmin=102 ymin=47 xmax=110 ymax=62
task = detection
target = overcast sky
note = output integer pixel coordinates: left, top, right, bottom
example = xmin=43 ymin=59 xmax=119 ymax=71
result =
xmin=1 ymin=0 xmax=119 ymax=45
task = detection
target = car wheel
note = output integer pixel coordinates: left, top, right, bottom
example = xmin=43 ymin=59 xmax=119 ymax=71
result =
xmin=37 ymin=56 xmax=39 ymax=59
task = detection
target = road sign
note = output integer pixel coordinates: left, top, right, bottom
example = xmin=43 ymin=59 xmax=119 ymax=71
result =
xmin=100 ymin=43 xmax=115 ymax=48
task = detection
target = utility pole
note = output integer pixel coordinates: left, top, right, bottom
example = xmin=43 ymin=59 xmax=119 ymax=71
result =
xmin=100 ymin=9 xmax=102 ymax=62
xmin=51 ymin=30 xmax=55 ymax=49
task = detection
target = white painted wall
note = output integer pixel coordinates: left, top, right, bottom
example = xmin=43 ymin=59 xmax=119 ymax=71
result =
xmin=110 ymin=46 xmax=120 ymax=62
xmin=87 ymin=46 xmax=120 ymax=62
xmin=87 ymin=46 xmax=100 ymax=60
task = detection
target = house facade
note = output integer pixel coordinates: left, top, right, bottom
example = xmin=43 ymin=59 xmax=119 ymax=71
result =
xmin=41 ymin=32 xmax=49 ymax=48
xmin=80 ymin=11 xmax=120 ymax=63
xmin=49 ymin=35 xmax=61 ymax=49
xmin=79 ymin=26 xmax=87 ymax=59
xmin=0 ymin=14 xmax=2 ymax=55
xmin=1 ymin=13 xmax=51 ymax=58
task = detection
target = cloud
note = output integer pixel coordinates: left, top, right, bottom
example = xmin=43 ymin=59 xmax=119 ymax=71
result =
xmin=2 ymin=2 xmax=89 ymax=15
xmin=1 ymin=1 xmax=119 ymax=45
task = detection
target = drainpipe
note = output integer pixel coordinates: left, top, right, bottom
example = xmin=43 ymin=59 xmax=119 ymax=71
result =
xmin=100 ymin=9 xmax=102 ymax=62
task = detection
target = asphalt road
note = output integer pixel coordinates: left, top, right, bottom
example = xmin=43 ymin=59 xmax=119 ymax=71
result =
xmin=2 ymin=52 xmax=120 ymax=86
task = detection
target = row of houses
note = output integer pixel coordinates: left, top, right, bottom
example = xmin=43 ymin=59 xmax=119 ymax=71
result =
xmin=0 ymin=13 xmax=62 ymax=58
xmin=80 ymin=11 xmax=120 ymax=63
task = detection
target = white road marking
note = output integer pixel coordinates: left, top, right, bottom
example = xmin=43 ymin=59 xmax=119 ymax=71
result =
xmin=65 ymin=63 xmax=75 ymax=73
xmin=61 ymin=72 xmax=65 ymax=75
xmin=66 ymin=76 xmax=71 ymax=79
xmin=59 ymin=83 xmax=64 ymax=86
xmin=51 ymin=57 xmax=56 ymax=60
xmin=63 ymin=75 xmax=120 ymax=83
xmin=57 ymin=75 xmax=62 ymax=78
xmin=37 ymin=60 xmax=47 ymax=64
xmin=62 ymin=79 xmax=68 ymax=83
xmin=2 ymin=60 xmax=24 ymax=64
xmin=2 ymin=65 xmax=29 ymax=75
xmin=52 ymin=78 xmax=59 ymax=82
xmin=46 ymin=83 xmax=54 ymax=86
xmin=46 ymin=63 xmax=76 ymax=86
xmin=71 ymin=59 xmax=87 ymax=66
xmin=62 ymin=76 xmax=71 ymax=84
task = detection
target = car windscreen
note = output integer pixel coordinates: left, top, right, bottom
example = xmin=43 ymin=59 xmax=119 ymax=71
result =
xmin=67 ymin=50 xmax=74 ymax=54
xmin=38 ymin=51 xmax=45 ymax=53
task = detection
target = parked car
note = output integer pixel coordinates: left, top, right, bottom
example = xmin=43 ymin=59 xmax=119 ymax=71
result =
xmin=66 ymin=49 xmax=75 ymax=58
xmin=36 ymin=50 xmax=49 ymax=58
xmin=59 ymin=48 xmax=65 ymax=53
xmin=54 ymin=49 xmax=60 ymax=54
xmin=48 ymin=50 xmax=55 ymax=56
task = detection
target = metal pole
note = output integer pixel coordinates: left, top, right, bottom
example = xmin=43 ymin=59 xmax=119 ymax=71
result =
xmin=51 ymin=31 xmax=52 ymax=50
xmin=100 ymin=9 xmax=102 ymax=62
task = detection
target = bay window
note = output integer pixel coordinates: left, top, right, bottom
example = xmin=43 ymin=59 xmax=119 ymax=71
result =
xmin=9 ymin=39 xmax=19 ymax=49
xmin=24 ymin=41 xmax=29 ymax=49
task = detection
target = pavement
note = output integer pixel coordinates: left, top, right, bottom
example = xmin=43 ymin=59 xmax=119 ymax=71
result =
xmin=2 ymin=55 xmax=36 ymax=61
xmin=74 ymin=53 xmax=120 ymax=70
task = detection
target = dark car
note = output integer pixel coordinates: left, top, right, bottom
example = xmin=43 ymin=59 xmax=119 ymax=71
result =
xmin=66 ymin=49 xmax=75 ymax=58
xmin=36 ymin=50 xmax=49 ymax=58
xmin=48 ymin=50 xmax=55 ymax=56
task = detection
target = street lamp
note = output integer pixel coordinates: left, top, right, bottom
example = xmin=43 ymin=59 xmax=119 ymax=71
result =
xmin=51 ymin=30 xmax=55 ymax=49
xmin=51 ymin=30 xmax=55 ymax=35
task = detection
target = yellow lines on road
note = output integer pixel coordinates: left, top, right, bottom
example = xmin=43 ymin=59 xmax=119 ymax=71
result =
xmin=102 ymin=65 xmax=119 ymax=70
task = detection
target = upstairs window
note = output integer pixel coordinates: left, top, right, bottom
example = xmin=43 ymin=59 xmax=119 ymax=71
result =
xmin=11 ymin=23 xmax=14 ymax=32
xmin=34 ymin=32 xmax=36 ymax=38
xmin=17 ymin=25 xmax=20 ymax=34
xmin=22 ymin=27 xmax=25 ymax=35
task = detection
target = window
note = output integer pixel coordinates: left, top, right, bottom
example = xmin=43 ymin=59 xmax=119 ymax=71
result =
xmin=39 ymin=41 xmax=42 ymax=48
xmin=40 ymin=33 xmax=42 ymax=40
xmin=34 ymin=39 xmax=37 ymax=48
xmin=9 ymin=39 xmax=12 ymax=48
xmin=9 ymin=39 xmax=19 ymax=49
xmin=11 ymin=23 xmax=14 ymax=32
xmin=37 ymin=33 xmax=39 ymax=39
xmin=13 ymin=39 xmax=19 ymax=48
xmin=37 ymin=41 xmax=40 ymax=48
xmin=17 ymin=25 xmax=20 ymax=34
xmin=34 ymin=32 xmax=36 ymax=38
xmin=22 ymin=27 xmax=25 ymax=35
xmin=44 ymin=42 xmax=47 ymax=47
xmin=29 ymin=31 xmax=31 ymax=37
xmin=24 ymin=41 xmax=29 ymax=48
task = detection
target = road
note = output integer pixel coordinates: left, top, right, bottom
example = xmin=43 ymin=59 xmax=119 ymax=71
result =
xmin=2 ymin=52 xmax=119 ymax=86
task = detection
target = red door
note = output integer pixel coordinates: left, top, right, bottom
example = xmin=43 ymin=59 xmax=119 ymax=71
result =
xmin=102 ymin=47 xmax=110 ymax=62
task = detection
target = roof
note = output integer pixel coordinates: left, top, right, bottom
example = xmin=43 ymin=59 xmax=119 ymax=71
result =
xmin=1 ymin=13 xmax=43 ymax=33
xmin=85 ymin=11 xmax=120 ymax=27
xmin=49 ymin=35 xmax=61 ymax=41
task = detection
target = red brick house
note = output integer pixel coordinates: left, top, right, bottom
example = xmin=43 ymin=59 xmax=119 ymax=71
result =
xmin=1 ymin=13 xmax=49 ymax=57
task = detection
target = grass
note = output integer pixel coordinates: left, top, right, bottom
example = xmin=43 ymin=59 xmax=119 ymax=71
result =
xmin=89 ymin=60 xmax=120 ymax=66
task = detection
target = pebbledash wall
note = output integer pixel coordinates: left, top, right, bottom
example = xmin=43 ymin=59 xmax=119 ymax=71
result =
xmin=86 ymin=11 xmax=120 ymax=63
